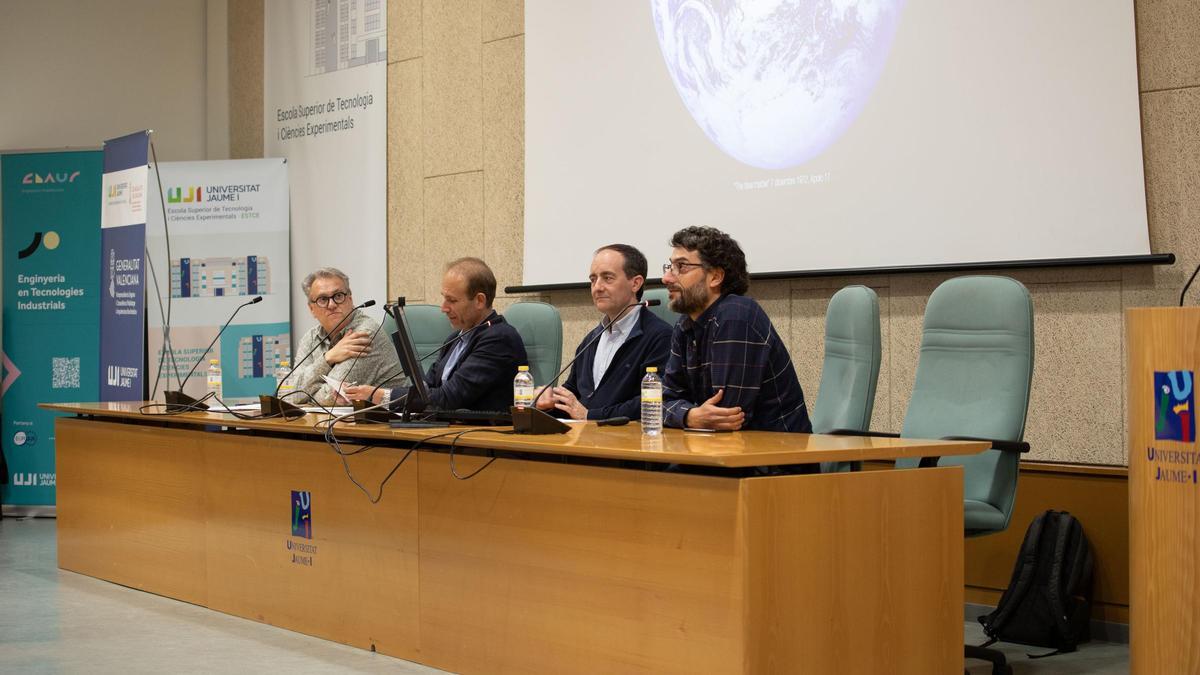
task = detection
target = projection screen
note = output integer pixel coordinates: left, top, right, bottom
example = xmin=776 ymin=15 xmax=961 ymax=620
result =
xmin=523 ymin=1 xmax=1150 ymax=287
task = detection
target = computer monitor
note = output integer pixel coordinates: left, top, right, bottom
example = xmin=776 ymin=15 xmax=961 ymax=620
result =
xmin=385 ymin=302 xmax=431 ymax=411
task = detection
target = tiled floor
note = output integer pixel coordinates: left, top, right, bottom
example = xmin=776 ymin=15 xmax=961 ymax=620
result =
xmin=1 ymin=516 xmax=1129 ymax=674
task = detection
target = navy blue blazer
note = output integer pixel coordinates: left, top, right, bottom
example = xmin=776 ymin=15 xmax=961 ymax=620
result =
xmin=560 ymin=308 xmax=673 ymax=420
xmin=398 ymin=310 xmax=528 ymax=412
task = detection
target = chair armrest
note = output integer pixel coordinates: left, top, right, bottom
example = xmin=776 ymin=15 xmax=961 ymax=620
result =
xmin=940 ymin=435 xmax=1030 ymax=454
xmin=826 ymin=429 xmax=902 ymax=438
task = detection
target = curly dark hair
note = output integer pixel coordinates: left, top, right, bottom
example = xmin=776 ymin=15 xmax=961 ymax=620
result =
xmin=669 ymin=226 xmax=749 ymax=296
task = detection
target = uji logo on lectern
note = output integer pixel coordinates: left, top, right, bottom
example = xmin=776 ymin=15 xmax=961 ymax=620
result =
xmin=1155 ymin=370 xmax=1195 ymax=442
xmin=291 ymin=490 xmax=312 ymax=539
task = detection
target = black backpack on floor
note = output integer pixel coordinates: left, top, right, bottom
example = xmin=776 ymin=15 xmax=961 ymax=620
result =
xmin=978 ymin=510 xmax=1095 ymax=655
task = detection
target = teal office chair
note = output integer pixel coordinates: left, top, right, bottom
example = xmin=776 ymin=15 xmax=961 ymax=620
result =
xmin=903 ymin=276 xmax=1033 ymax=675
xmin=641 ymin=287 xmax=680 ymax=326
xmin=505 ymin=301 xmax=563 ymax=386
xmin=811 ymin=286 xmax=882 ymax=473
xmin=387 ymin=304 xmax=453 ymax=369
xmin=833 ymin=276 xmax=1032 ymax=674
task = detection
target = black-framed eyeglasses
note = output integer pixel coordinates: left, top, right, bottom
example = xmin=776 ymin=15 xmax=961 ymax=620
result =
xmin=310 ymin=291 xmax=348 ymax=307
xmin=663 ymin=261 xmax=705 ymax=275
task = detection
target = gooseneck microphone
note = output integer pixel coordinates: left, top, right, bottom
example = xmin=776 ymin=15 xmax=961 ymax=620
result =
xmin=163 ymin=295 xmax=263 ymax=411
xmin=514 ymin=298 xmax=659 ymax=435
xmin=262 ymin=299 xmax=375 ymax=419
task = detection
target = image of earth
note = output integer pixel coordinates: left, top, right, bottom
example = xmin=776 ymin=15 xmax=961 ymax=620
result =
xmin=651 ymin=0 xmax=905 ymax=170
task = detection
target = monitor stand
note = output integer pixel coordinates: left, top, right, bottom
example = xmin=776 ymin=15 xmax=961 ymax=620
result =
xmin=389 ymin=409 xmax=449 ymax=429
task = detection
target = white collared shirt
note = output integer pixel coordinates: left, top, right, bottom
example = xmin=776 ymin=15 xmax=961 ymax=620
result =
xmin=592 ymin=305 xmax=640 ymax=387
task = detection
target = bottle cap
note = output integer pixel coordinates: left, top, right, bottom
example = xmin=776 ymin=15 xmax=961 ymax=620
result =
xmin=518 ymin=365 xmax=529 ymax=371
xmin=646 ymin=366 xmax=658 ymax=373
xmin=209 ymin=359 xmax=219 ymax=365
xmin=280 ymin=360 xmax=290 ymax=367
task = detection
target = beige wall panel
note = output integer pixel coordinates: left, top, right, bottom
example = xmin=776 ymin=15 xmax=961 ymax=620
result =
xmin=1126 ymin=87 xmax=1200 ymax=309
xmin=422 ymin=0 xmax=483 ymax=176
xmin=483 ymin=0 xmax=524 ymax=43
xmin=885 ymin=276 xmax=939 ymax=432
xmin=483 ymin=36 xmax=526 ymax=292
xmin=1136 ymin=0 xmax=1200 ymax=92
xmin=1023 ymin=282 xmax=1124 ymax=464
xmin=789 ymin=285 xmax=892 ymax=432
xmin=388 ymin=59 xmax=426 ymax=301
xmin=388 ymin=0 xmax=422 ymax=63
xmin=493 ymin=293 xmax=548 ymax=313
xmin=229 ymin=0 xmax=264 ymax=159
xmin=423 ymin=172 xmax=484 ymax=295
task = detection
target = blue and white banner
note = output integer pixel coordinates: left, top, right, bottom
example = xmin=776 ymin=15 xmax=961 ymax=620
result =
xmin=146 ymin=158 xmax=292 ymax=401
xmin=99 ymin=131 xmax=150 ymax=400
xmin=1 ymin=150 xmax=103 ymax=506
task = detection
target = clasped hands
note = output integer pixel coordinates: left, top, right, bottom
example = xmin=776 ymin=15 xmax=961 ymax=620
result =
xmin=534 ymin=386 xmax=588 ymax=420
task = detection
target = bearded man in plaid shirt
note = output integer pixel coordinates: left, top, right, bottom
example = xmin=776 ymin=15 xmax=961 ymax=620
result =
xmin=660 ymin=226 xmax=811 ymax=433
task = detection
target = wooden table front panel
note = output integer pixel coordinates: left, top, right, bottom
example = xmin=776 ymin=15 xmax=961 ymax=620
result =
xmin=201 ymin=432 xmax=421 ymax=660
xmin=57 ymin=419 xmax=208 ymax=605
xmin=416 ymin=453 xmax=744 ymax=674
xmin=742 ymin=467 xmax=963 ymax=674
xmin=56 ymin=417 xmax=967 ymax=674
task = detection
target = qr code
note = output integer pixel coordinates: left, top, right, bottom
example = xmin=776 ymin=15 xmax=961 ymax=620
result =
xmin=52 ymin=357 xmax=80 ymax=389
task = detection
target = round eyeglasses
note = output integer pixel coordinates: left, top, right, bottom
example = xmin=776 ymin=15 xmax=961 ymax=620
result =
xmin=310 ymin=291 xmax=348 ymax=308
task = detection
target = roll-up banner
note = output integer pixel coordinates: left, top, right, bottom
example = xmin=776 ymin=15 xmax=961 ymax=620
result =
xmin=264 ymin=0 xmax=387 ymax=344
xmin=146 ymin=159 xmax=292 ymax=401
xmin=1 ymin=150 xmax=103 ymax=507
xmin=99 ymin=131 xmax=150 ymax=400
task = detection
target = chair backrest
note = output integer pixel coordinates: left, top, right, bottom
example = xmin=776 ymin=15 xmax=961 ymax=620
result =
xmin=811 ymin=285 xmax=882 ymax=435
xmin=641 ymin=287 xmax=680 ymax=327
xmin=389 ymin=304 xmax=453 ymax=370
xmin=899 ymin=276 xmax=1034 ymax=532
xmin=504 ymin=301 xmax=563 ymax=386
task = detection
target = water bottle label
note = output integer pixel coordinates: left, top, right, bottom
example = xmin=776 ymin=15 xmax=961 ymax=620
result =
xmin=514 ymin=385 xmax=535 ymax=405
xmin=642 ymin=388 xmax=662 ymax=402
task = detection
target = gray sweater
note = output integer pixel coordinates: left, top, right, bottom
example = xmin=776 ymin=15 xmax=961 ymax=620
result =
xmin=291 ymin=310 xmax=408 ymax=406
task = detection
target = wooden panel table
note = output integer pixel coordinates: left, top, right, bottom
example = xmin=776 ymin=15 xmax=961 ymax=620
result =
xmin=44 ymin=402 xmax=987 ymax=674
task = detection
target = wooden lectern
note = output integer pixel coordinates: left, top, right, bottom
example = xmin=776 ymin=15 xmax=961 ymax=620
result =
xmin=1128 ymin=307 xmax=1200 ymax=673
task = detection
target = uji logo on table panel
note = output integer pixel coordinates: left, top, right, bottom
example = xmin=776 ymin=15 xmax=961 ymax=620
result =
xmin=291 ymin=490 xmax=312 ymax=538
xmin=287 ymin=491 xmax=316 ymax=566
xmin=1155 ymin=371 xmax=1194 ymax=442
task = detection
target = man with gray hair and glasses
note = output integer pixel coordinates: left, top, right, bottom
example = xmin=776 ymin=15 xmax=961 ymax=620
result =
xmin=291 ymin=267 xmax=406 ymax=406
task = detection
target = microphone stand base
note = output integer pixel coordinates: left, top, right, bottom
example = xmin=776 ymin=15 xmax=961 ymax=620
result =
xmin=164 ymin=390 xmax=209 ymax=412
xmin=352 ymin=399 xmax=394 ymax=424
xmin=259 ymin=395 xmax=307 ymax=420
xmin=510 ymin=406 xmax=571 ymax=435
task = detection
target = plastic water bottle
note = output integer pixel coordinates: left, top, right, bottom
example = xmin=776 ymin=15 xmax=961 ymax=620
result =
xmin=641 ymin=366 xmax=662 ymax=435
xmin=513 ymin=365 xmax=535 ymax=408
xmin=206 ymin=359 xmax=223 ymax=400
xmin=276 ymin=360 xmax=294 ymax=398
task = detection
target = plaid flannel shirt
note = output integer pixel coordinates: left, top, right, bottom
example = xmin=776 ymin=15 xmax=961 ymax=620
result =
xmin=663 ymin=294 xmax=811 ymax=433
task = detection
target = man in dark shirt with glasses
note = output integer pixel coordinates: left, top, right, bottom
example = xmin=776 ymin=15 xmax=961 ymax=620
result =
xmin=660 ymin=227 xmax=811 ymax=433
